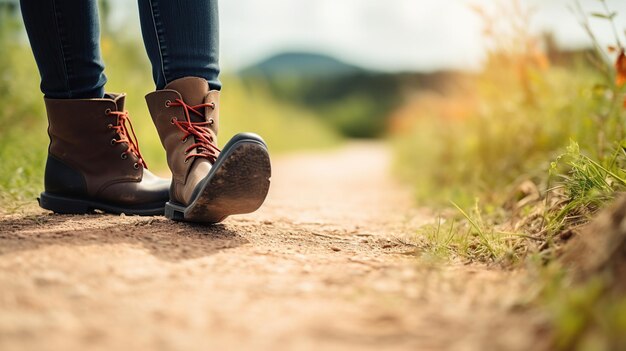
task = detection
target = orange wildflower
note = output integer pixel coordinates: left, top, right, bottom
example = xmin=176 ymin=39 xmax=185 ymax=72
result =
xmin=615 ymin=49 xmax=626 ymax=87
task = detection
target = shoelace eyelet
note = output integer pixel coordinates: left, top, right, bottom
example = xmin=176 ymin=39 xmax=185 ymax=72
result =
xmin=165 ymin=100 xmax=171 ymax=107
xmin=182 ymin=137 xmax=188 ymax=143
xmin=107 ymin=124 xmax=113 ymax=129
xmin=133 ymin=163 xmax=140 ymax=170
xmin=170 ymin=117 xmax=177 ymax=124
xmin=184 ymin=158 xmax=190 ymax=164
xmin=105 ymin=108 xmax=112 ymax=115
xmin=208 ymin=118 xmax=214 ymax=125
xmin=106 ymin=110 xmax=147 ymax=169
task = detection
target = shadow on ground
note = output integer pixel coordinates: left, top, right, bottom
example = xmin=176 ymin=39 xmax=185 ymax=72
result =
xmin=0 ymin=212 xmax=248 ymax=261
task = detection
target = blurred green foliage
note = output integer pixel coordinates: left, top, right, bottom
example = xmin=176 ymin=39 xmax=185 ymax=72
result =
xmin=0 ymin=13 xmax=48 ymax=210
xmin=393 ymin=61 xmax=624 ymax=208
xmin=261 ymin=74 xmax=398 ymax=139
xmin=537 ymin=262 xmax=626 ymax=351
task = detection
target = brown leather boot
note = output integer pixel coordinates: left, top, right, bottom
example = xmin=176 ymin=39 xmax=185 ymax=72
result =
xmin=146 ymin=77 xmax=271 ymax=223
xmin=38 ymin=93 xmax=170 ymax=215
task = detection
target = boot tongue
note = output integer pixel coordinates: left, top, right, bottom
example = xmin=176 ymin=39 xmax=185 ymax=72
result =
xmin=104 ymin=93 xmax=126 ymax=111
xmin=113 ymin=94 xmax=126 ymax=111
xmin=165 ymin=77 xmax=209 ymax=107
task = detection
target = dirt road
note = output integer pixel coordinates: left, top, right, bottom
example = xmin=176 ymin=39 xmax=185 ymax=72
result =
xmin=0 ymin=143 xmax=544 ymax=351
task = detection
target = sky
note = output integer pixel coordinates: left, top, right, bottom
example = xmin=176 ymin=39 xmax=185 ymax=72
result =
xmin=110 ymin=0 xmax=626 ymax=73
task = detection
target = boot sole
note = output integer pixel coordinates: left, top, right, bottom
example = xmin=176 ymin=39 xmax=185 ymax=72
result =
xmin=164 ymin=139 xmax=271 ymax=223
xmin=38 ymin=193 xmax=165 ymax=216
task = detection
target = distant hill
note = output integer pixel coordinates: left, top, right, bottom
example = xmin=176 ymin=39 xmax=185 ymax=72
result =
xmin=237 ymin=51 xmax=472 ymax=138
xmin=240 ymin=52 xmax=365 ymax=77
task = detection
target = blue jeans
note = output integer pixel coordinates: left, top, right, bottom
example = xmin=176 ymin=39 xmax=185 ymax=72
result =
xmin=19 ymin=0 xmax=221 ymax=99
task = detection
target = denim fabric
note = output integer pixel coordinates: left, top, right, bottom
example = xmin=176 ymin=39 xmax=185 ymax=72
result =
xmin=138 ymin=0 xmax=221 ymax=91
xmin=19 ymin=0 xmax=107 ymax=99
xmin=19 ymin=0 xmax=221 ymax=99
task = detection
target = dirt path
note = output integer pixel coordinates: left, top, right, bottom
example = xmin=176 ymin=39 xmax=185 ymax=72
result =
xmin=0 ymin=143 xmax=544 ymax=351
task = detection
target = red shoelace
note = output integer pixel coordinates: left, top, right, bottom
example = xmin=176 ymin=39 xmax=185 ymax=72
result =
xmin=169 ymin=98 xmax=221 ymax=163
xmin=107 ymin=110 xmax=147 ymax=168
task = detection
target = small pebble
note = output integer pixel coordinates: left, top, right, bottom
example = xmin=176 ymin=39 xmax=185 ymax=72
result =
xmin=559 ymin=229 xmax=575 ymax=241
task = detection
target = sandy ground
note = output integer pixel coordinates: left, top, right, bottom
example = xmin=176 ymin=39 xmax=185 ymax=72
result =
xmin=0 ymin=143 xmax=546 ymax=351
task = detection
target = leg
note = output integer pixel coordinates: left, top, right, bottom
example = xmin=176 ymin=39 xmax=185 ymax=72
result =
xmin=137 ymin=0 xmax=221 ymax=91
xmin=20 ymin=0 xmax=170 ymax=215
xmin=19 ymin=0 xmax=106 ymax=98
xmin=141 ymin=0 xmax=270 ymax=223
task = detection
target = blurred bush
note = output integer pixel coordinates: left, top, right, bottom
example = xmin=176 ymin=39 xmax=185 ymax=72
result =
xmin=0 ymin=12 xmax=48 ymax=210
xmin=393 ymin=63 xmax=612 ymax=207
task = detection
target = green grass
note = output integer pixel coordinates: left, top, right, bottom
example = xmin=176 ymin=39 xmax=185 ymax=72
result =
xmin=418 ymin=203 xmax=536 ymax=265
xmin=546 ymin=140 xmax=626 ymax=236
xmin=532 ymin=261 xmax=626 ymax=351
xmin=0 ymin=19 xmax=49 ymax=211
